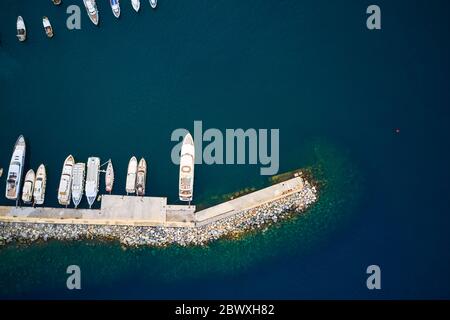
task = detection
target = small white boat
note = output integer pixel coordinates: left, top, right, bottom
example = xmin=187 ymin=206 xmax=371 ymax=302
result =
xmin=5 ymin=135 xmax=26 ymax=201
xmin=125 ymin=156 xmax=137 ymax=195
xmin=83 ymin=0 xmax=99 ymax=26
xmin=33 ymin=164 xmax=46 ymax=205
xmin=179 ymin=133 xmax=195 ymax=202
xmin=131 ymin=0 xmax=140 ymax=12
xmin=85 ymin=157 xmax=100 ymax=208
xmin=58 ymin=155 xmax=75 ymax=206
xmin=105 ymin=159 xmax=114 ymax=194
xmin=0 ymin=168 xmax=3 ymax=177
xmin=42 ymin=16 xmax=54 ymax=38
xmin=16 ymin=16 xmax=26 ymax=42
xmin=149 ymin=0 xmax=157 ymax=9
xmin=71 ymin=163 xmax=86 ymax=208
xmin=110 ymin=0 xmax=121 ymax=18
xmin=136 ymin=158 xmax=147 ymax=196
xmin=21 ymin=169 xmax=35 ymax=204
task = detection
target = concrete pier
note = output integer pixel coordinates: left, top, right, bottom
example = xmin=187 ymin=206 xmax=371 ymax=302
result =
xmin=0 ymin=176 xmax=305 ymax=228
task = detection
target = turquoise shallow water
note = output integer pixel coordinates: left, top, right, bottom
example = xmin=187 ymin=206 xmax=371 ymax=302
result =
xmin=1 ymin=0 xmax=450 ymax=298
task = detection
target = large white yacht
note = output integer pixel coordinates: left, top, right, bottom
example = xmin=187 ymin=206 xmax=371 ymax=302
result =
xmin=136 ymin=158 xmax=147 ymax=196
xmin=5 ymin=135 xmax=26 ymax=201
xmin=71 ymin=163 xmax=86 ymax=208
xmin=126 ymin=156 xmax=137 ymax=195
xmin=85 ymin=157 xmax=100 ymax=208
xmin=58 ymin=155 xmax=75 ymax=206
xmin=33 ymin=164 xmax=47 ymax=205
xmin=83 ymin=0 xmax=99 ymax=26
xmin=178 ymin=133 xmax=195 ymax=202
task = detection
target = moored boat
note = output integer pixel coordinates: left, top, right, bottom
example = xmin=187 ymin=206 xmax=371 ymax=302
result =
xmin=5 ymin=135 xmax=26 ymax=201
xmin=21 ymin=169 xmax=35 ymax=204
xmin=136 ymin=158 xmax=147 ymax=196
xmin=16 ymin=16 xmax=26 ymax=42
xmin=58 ymin=155 xmax=75 ymax=206
xmin=105 ymin=159 xmax=114 ymax=194
xmin=131 ymin=0 xmax=140 ymax=12
xmin=110 ymin=0 xmax=121 ymax=18
xmin=125 ymin=156 xmax=137 ymax=195
xmin=179 ymin=133 xmax=195 ymax=202
xmin=42 ymin=16 xmax=54 ymax=38
xmin=33 ymin=164 xmax=46 ymax=205
xmin=85 ymin=157 xmax=100 ymax=208
xmin=71 ymin=163 xmax=86 ymax=208
xmin=52 ymin=0 xmax=62 ymax=5
xmin=83 ymin=0 xmax=99 ymax=26
xmin=149 ymin=0 xmax=157 ymax=9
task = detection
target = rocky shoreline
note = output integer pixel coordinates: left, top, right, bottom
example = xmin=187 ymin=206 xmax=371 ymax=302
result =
xmin=0 ymin=181 xmax=317 ymax=248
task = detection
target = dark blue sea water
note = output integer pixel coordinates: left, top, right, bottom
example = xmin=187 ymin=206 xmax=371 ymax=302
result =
xmin=0 ymin=0 xmax=449 ymax=299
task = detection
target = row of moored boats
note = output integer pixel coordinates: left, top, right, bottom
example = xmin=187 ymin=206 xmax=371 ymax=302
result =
xmin=83 ymin=0 xmax=158 ymax=25
xmin=16 ymin=0 xmax=157 ymax=41
xmin=4 ymin=133 xmax=195 ymax=208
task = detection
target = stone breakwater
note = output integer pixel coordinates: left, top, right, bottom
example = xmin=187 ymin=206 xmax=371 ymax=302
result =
xmin=0 ymin=182 xmax=317 ymax=247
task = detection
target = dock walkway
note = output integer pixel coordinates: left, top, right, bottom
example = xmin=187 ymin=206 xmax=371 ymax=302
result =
xmin=0 ymin=177 xmax=305 ymax=228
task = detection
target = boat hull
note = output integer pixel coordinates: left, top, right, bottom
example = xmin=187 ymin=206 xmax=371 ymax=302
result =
xmin=178 ymin=133 xmax=195 ymax=202
xmin=126 ymin=156 xmax=138 ymax=194
xmin=58 ymin=155 xmax=75 ymax=206
xmin=105 ymin=160 xmax=114 ymax=193
xmin=33 ymin=164 xmax=46 ymax=205
xmin=132 ymin=0 xmax=140 ymax=12
xmin=136 ymin=158 xmax=147 ymax=196
xmin=21 ymin=169 xmax=35 ymax=204
xmin=83 ymin=0 xmax=99 ymax=25
xmin=43 ymin=17 xmax=54 ymax=38
xmin=5 ymin=135 xmax=26 ymax=201
xmin=71 ymin=163 xmax=86 ymax=208
xmin=16 ymin=16 xmax=26 ymax=42
xmin=85 ymin=157 xmax=100 ymax=208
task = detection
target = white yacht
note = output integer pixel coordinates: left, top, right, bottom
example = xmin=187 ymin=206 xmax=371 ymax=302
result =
xmin=136 ymin=158 xmax=147 ymax=196
xmin=105 ymin=159 xmax=114 ymax=194
xmin=5 ymin=135 xmax=26 ymax=201
xmin=33 ymin=164 xmax=46 ymax=205
xmin=110 ymin=0 xmax=121 ymax=18
xmin=58 ymin=155 xmax=75 ymax=206
xmin=83 ymin=0 xmax=99 ymax=26
xmin=16 ymin=16 xmax=26 ymax=42
xmin=71 ymin=163 xmax=86 ymax=208
xmin=42 ymin=16 xmax=54 ymax=38
xmin=85 ymin=157 xmax=100 ymax=208
xmin=126 ymin=156 xmax=137 ymax=195
xmin=178 ymin=133 xmax=195 ymax=202
xmin=149 ymin=0 xmax=157 ymax=9
xmin=21 ymin=169 xmax=35 ymax=204
xmin=131 ymin=0 xmax=140 ymax=12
